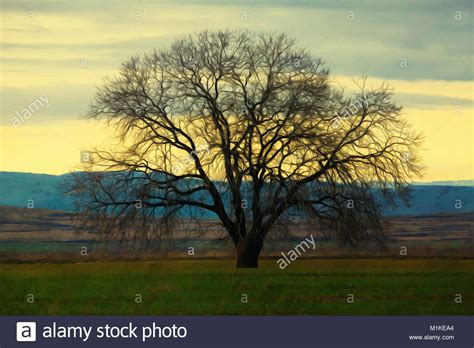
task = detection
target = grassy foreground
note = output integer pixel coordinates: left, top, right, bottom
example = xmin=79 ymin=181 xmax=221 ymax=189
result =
xmin=0 ymin=259 xmax=472 ymax=315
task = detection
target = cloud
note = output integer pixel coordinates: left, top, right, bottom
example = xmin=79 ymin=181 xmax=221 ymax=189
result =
xmin=0 ymin=85 xmax=94 ymax=127
xmin=395 ymin=93 xmax=473 ymax=109
xmin=2 ymin=0 xmax=471 ymax=80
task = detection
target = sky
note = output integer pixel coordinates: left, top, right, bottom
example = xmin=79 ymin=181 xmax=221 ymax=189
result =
xmin=0 ymin=0 xmax=472 ymax=180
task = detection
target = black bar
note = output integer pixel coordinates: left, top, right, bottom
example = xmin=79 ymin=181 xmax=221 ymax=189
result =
xmin=2 ymin=316 xmax=472 ymax=347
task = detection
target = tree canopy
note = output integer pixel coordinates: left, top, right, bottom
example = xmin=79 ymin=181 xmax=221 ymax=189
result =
xmin=71 ymin=30 xmax=423 ymax=267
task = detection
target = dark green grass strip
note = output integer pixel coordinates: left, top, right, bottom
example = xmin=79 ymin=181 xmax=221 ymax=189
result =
xmin=0 ymin=259 xmax=472 ymax=315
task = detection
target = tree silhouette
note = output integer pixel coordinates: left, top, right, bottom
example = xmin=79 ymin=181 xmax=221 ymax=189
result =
xmin=71 ymin=30 xmax=422 ymax=267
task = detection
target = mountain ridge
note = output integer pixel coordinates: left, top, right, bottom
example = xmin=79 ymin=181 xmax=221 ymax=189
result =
xmin=0 ymin=171 xmax=472 ymax=216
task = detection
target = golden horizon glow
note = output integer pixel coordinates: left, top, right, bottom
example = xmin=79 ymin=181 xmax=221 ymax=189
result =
xmin=0 ymin=101 xmax=472 ymax=181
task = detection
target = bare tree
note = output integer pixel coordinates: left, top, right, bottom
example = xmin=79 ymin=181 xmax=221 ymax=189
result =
xmin=71 ymin=30 xmax=422 ymax=267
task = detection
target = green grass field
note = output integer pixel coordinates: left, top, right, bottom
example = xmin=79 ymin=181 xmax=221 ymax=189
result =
xmin=0 ymin=259 xmax=472 ymax=315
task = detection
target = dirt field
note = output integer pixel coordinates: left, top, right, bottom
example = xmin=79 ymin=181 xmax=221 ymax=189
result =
xmin=0 ymin=206 xmax=472 ymax=260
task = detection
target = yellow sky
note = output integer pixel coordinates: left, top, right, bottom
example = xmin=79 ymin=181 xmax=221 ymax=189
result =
xmin=1 ymin=2 xmax=473 ymax=181
xmin=0 ymin=92 xmax=472 ymax=181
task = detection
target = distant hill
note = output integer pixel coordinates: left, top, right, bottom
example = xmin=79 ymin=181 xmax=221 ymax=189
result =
xmin=414 ymin=180 xmax=474 ymax=187
xmin=0 ymin=171 xmax=472 ymax=216
xmin=0 ymin=172 xmax=76 ymax=211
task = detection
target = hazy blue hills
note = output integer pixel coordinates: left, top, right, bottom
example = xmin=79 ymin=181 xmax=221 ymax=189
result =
xmin=0 ymin=172 xmax=76 ymax=211
xmin=0 ymin=171 xmax=472 ymax=216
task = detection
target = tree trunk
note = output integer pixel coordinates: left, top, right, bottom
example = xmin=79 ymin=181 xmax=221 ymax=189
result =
xmin=236 ymin=235 xmax=263 ymax=268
